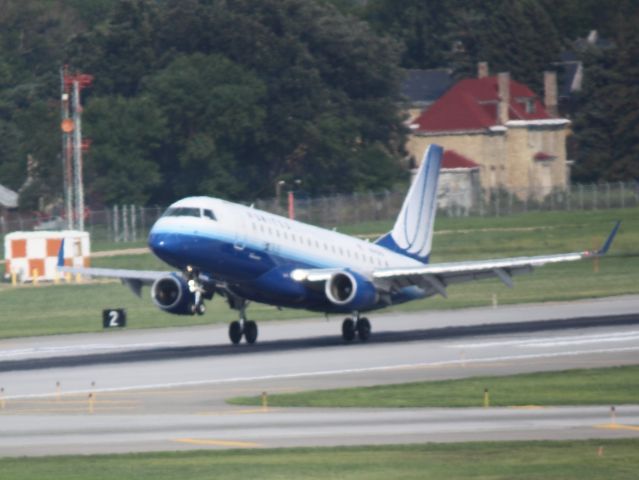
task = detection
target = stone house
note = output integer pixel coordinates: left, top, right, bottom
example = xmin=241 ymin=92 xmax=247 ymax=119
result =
xmin=406 ymin=64 xmax=570 ymax=200
xmin=437 ymin=150 xmax=480 ymax=212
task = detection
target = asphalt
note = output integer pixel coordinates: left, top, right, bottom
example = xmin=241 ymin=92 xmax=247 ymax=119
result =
xmin=1 ymin=295 xmax=639 ymax=456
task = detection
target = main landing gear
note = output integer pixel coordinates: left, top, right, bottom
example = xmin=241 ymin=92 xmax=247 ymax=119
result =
xmin=227 ymin=296 xmax=258 ymax=345
xmin=342 ymin=314 xmax=371 ymax=343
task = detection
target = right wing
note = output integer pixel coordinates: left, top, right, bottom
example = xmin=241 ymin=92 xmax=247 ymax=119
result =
xmin=56 ymin=240 xmax=172 ymax=296
xmin=57 ymin=264 xmax=171 ymax=297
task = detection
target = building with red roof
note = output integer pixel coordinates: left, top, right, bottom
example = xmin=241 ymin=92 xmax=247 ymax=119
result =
xmin=438 ymin=150 xmax=480 ymax=212
xmin=407 ymin=64 xmax=570 ymax=199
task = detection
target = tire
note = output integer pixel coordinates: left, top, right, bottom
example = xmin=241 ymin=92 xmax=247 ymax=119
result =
xmin=244 ymin=320 xmax=258 ymax=344
xmin=356 ymin=317 xmax=371 ymax=342
xmin=342 ymin=318 xmax=356 ymax=342
xmin=229 ymin=320 xmax=242 ymax=345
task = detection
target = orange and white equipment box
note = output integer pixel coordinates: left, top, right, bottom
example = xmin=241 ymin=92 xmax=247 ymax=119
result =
xmin=4 ymin=231 xmax=90 ymax=282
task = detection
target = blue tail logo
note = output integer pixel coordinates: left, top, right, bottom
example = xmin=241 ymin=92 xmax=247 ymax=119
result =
xmin=376 ymin=144 xmax=443 ymax=263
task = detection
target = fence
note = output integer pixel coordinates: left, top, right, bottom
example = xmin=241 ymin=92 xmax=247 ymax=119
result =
xmin=1 ymin=181 xmax=637 ymax=245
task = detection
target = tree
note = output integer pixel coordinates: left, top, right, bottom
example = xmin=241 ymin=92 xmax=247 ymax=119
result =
xmin=471 ymin=0 xmax=561 ymax=90
xmin=362 ymin=0 xmax=562 ymax=89
xmin=69 ymin=0 xmax=406 ymax=203
xmin=364 ymin=0 xmax=454 ymax=69
xmin=83 ymin=95 xmax=165 ymax=205
xmin=142 ymin=53 xmax=267 ymax=201
xmin=67 ymin=0 xmax=159 ymax=96
xmin=572 ymin=8 xmax=639 ymax=182
xmin=0 ymin=1 xmax=85 ymax=209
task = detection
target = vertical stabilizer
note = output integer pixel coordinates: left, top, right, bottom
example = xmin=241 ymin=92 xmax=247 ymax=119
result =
xmin=376 ymin=144 xmax=443 ymax=263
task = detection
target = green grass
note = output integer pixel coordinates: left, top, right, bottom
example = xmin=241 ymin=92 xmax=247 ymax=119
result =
xmin=1 ymin=208 xmax=637 ymax=338
xmin=229 ymin=365 xmax=639 ymax=408
xmin=0 ymin=282 xmax=311 ymax=338
xmin=1 ymin=440 xmax=638 ymax=479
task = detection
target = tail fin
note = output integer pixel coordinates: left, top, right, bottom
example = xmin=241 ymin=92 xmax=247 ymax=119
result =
xmin=376 ymin=144 xmax=443 ymax=263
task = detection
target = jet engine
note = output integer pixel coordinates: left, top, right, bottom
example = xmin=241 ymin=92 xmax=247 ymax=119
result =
xmin=325 ymin=270 xmax=378 ymax=311
xmin=150 ymin=273 xmax=197 ymax=315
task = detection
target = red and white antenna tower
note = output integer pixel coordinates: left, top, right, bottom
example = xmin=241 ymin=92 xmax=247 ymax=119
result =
xmin=60 ymin=66 xmax=93 ymax=231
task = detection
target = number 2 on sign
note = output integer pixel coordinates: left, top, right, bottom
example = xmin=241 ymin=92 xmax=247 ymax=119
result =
xmin=108 ymin=310 xmax=119 ymax=327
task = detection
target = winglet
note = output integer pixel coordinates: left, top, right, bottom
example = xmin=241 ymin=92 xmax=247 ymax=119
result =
xmin=597 ymin=221 xmax=621 ymax=255
xmin=57 ymin=239 xmax=65 ymax=268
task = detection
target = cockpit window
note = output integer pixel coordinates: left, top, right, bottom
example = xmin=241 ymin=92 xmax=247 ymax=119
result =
xmin=203 ymin=209 xmax=217 ymax=221
xmin=163 ymin=207 xmax=201 ymax=218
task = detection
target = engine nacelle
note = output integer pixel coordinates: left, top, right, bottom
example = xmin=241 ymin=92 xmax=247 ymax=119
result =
xmin=325 ymin=270 xmax=378 ymax=311
xmin=150 ymin=273 xmax=197 ymax=315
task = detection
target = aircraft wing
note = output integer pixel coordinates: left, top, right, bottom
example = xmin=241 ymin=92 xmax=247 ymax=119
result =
xmin=292 ymin=221 xmax=621 ymax=298
xmin=57 ymin=265 xmax=167 ymax=283
xmin=373 ymin=220 xmax=621 ymax=297
xmin=373 ymin=251 xmax=583 ymax=296
xmin=57 ymin=264 xmax=170 ymax=297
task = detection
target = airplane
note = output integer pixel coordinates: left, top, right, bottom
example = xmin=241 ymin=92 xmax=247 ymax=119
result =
xmin=57 ymin=145 xmax=621 ymax=345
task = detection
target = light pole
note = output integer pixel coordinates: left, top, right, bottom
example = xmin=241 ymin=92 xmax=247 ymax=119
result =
xmin=275 ymin=180 xmax=286 ymax=211
xmin=288 ymin=179 xmax=302 ymax=220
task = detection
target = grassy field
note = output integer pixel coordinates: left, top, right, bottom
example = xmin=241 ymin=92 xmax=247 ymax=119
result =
xmin=2 ymin=440 xmax=638 ymax=479
xmin=1 ymin=208 xmax=637 ymax=339
xmin=229 ymin=365 xmax=639 ymax=408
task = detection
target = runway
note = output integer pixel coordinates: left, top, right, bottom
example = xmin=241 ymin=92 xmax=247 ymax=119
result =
xmin=1 ymin=295 xmax=639 ymax=456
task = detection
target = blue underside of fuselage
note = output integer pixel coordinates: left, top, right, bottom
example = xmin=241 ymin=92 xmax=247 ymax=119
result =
xmin=148 ymin=231 xmax=427 ymax=314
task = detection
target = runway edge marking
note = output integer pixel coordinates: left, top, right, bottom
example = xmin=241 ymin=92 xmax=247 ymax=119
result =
xmin=5 ymin=345 xmax=639 ymax=401
xmin=594 ymin=423 xmax=639 ymax=433
xmin=173 ymin=438 xmax=262 ymax=448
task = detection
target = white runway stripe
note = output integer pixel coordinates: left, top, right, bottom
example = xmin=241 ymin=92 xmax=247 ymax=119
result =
xmin=450 ymin=331 xmax=639 ymax=349
xmin=0 ymin=342 xmax=176 ymax=359
xmin=4 ymin=345 xmax=639 ymax=401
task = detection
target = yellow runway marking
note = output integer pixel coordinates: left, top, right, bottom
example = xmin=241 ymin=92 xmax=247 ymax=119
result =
xmin=508 ymin=405 xmax=546 ymax=410
xmin=174 ymin=438 xmax=261 ymax=448
xmin=196 ymin=408 xmax=275 ymax=416
xmin=594 ymin=423 xmax=639 ymax=432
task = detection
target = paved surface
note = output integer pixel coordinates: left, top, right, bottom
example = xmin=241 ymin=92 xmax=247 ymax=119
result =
xmin=1 ymin=295 xmax=639 ymax=456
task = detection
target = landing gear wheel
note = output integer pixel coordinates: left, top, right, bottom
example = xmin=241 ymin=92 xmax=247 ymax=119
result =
xmin=356 ymin=317 xmax=371 ymax=342
xmin=229 ymin=321 xmax=242 ymax=345
xmin=342 ymin=318 xmax=356 ymax=342
xmin=195 ymin=302 xmax=206 ymax=315
xmin=244 ymin=320 xmax=258 ymax=344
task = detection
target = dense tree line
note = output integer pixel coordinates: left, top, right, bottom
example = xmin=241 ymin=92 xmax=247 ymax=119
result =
xmin=350 ymin=0 xmax=639 ymax=183
xmin=0 ymin=0 xmax=637 ymax=210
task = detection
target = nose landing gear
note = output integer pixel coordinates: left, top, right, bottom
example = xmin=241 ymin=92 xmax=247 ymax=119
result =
xmin=184 ymin=266 xmax=210 ymax=316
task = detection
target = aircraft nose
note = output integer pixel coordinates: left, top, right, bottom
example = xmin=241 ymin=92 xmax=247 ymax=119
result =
xmin=148 ymin=232 xmax=182 ymax=265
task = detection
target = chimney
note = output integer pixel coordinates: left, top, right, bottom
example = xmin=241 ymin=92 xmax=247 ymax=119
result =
xmin=544 ymin=70 xmax=558 ymax=117
xmin=497 ymin=72 xmax=510 ymax=124
xmin=477 ymin=61 xmax=489 ymax=78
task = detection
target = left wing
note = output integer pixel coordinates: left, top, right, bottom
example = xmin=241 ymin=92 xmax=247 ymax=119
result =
xmin=376 ymin=220 xmax=620 ymax=297
xmin=373 ymin=251 xmax=585 ymax=297
xmin=293 ymin=221 xmax=621 ymax=298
